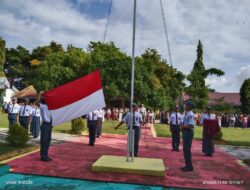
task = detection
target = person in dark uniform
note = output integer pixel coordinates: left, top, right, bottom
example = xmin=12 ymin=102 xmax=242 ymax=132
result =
xmin=181 ymin=101 xmax=195 ymax=172
xmin=8 ymin=98 xmax=20 ymax=126
xmin=19 ymin=98 xmax=32 ymax=130
xmin=201 ymin=106 xmax=216 ymax=156
xmin=87 ymin=110 xmax=99 ymax=146
xmin=114 ymin=103 xmax=143 ymax=157
xmin=170 ymin=105 xmax=183 ymax=151
xmin=37 ymin=92 xmax=53 ymax=162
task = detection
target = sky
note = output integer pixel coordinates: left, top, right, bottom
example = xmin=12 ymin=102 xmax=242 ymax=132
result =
xmin=0 ymin=0 xmax=249 ymax=92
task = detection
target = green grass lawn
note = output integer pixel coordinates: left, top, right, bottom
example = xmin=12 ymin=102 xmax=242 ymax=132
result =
xmin=102 ymin=120 xmax=127 ymax=135
xmin=53 ymin=119 xmax=127 ymax=135
xmin=0 ymin=143 xmax=34 ymax=155
xmin=0 ymin=112 xmax=8 ymax=128
xmin=154 ymin=124 xmax=250 ymax=147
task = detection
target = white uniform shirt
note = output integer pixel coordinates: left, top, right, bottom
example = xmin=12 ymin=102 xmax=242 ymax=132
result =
xmin=122 ymin=111 xmax=142 ymax=127
xmin=4 ymin=103 xmax=9 ymax=110
xmin=183 ymin=111 xmax=195 ymax=130
xmin=140 ymin=107 xmax=146 ymax=116
xmin=170 ymin=112 xmax=183 ymax=125
xmin=19 ymin=105 xmax=33 ymax=117
xmin=32 ymin=107 xmax=41 ymax=117
xmin=87 ymin=110 xmax=99 ymax=121
xmin=40 ymin=103 xmax=52 ymax=123
xmin=8 ymin=103 xmax=20 ymax=114
xmin=97 ymin=109 xmax=104 ymax=118
xmin=200 ymin=113 xmax=216 ymax=124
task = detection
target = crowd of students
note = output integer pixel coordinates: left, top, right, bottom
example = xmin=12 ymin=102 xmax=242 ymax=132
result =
xmin=104 ymin=105 xmax=156 ymax=124
xmin=2 ymin=98 xmax=41 ymax=138
xmin=159 ymin=110 xmax=250 ymax=128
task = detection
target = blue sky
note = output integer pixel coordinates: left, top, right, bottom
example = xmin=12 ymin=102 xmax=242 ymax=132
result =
xmin=0 ymin=0 xmax=249 ymax=92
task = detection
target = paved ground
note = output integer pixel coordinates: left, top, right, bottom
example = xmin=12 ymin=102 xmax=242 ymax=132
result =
xmin=4 ymin=125 xmax=250 ymax=190
xmin=218 ymin=145 xmax=250 ymax=161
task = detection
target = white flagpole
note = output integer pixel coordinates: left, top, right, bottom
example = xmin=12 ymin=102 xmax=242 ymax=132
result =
xmin=127 ymin=0 xmax=137 ymax=162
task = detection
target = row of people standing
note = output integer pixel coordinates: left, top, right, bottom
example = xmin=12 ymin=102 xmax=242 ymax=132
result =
xmin=220 ymin=113 xmax=250 ymax=128
xmin=6 ymin=97 xmax=41 ymax=138
xmin=169 ymin=104 xmax=220 ymax=172
xmin=5 ymin=94 xmax=53 ymax=162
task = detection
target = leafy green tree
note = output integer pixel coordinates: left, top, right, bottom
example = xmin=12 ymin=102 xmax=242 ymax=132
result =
xmin=240 ymin=78 xmax=250 ymax=114
xmin=186 ymin=40 xmax=224 ymax=109
xmin=139 ymin=49 xmax=185 ymax=110
xmin=4 ymin=41 xmax=186 ymax=110
xmin=31 ymin=46 xmax=52 ymax=61
xmin=5 ymin=46 xmax=31 ymax=89
xmin=88 ymin=42 xmax=131 ymax=104
xmin=49 ymin=41 xmax=64 ymax=53
xmin=0 ymin=37 xmax=6 ymax=77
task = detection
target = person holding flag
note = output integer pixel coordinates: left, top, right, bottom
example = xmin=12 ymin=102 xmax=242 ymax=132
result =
xmin=37 ymin=92 xmax=53 ymax=162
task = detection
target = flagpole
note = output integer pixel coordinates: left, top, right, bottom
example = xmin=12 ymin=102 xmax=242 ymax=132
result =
xmin=127 ymin=0 xmax=137 ymax=162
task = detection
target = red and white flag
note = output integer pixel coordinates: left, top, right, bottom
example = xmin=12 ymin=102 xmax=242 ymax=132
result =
xmin=43 ymin=70 xmax=106 ymax=126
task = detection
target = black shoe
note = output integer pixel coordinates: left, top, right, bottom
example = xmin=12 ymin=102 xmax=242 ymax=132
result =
xmin=40 ymin=158 xmax=49 ymax=162
xmin=88 ymin=143 xmax=94 ymax=146
xmin=180 ymin=166 xmax=186 ymax=170
xmin=175 ymin=149 xmax=180 ymax=152
xmin=171 ymin=149 xmax=175 ymax=151
xmin=47 ymin=157 xmax=53 ymax=161
xmin=205 ymin=154 xmax=213 ymax=157
xmin=181 ymin=167 xmax=193 ymax=172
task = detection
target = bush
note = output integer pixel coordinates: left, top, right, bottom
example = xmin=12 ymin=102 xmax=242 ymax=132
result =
xmin=5 ymin=124 xmax=29 ymax=146
xmin=71 ymin=118 xmax=85 ymax=134
xmin=214 ymin=128 xmax=223 ymax=140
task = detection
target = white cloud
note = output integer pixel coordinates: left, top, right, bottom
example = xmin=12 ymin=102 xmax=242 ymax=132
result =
xmin=237 ymin=65 xmax=250 ymax=82
xmin=0 ymin=0 xmax=249 ymax=92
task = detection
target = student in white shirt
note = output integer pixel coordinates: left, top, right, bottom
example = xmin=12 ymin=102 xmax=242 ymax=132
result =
xmin=8 ymin=97 xmax=20 ymax=126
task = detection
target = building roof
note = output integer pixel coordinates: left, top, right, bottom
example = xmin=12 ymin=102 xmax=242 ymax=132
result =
xmin=179 ymin=92 xmax=241 ymax=106
xmin=208 ymin=92 xmax=240 ymax=106
xmin=13 ymin=85 xmax=37 ymax=98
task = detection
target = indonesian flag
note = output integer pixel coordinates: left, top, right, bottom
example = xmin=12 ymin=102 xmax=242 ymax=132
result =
xmin=43 ymin=70 xmax=106 ymax=126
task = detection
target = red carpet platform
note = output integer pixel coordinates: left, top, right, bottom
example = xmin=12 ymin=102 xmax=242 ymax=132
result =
xmin=7 ymin=124 xmax=250 ymax=189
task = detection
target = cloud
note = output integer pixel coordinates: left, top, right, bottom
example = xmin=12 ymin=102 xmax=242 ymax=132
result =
xmin=237 ymin=65 xmax=250 ymax=82
xmin=0 ymin=0 xmax=249 ymax=92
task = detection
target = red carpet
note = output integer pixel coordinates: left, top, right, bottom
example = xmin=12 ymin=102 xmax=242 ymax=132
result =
xmin=7 ymin=125 xmax=250 ymax=189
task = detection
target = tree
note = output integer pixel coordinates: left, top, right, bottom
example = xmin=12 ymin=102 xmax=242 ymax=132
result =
xmin=0 ymin=37 xmax=6 ymax=77
xmin=4 ymin=41 xmax=186 ymax=110
xmin=186 ymin=40 xmax=224 ymax=109
xmin=5 ymin=46 xmax=31 ymax=89
xmin=88 ymin=42 xmax=131 ymax=104
xmin=31 ymin=46 xmax=52 ymax=61
xmin=240 ymin=78 xmax=250 ymax=114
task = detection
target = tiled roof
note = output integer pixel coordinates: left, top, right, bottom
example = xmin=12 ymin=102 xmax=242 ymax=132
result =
xmin=13 ymin=85 xmax=37 ymax=98
xmin=180 ymin=92 xmax=241 ymax=106
xmin=208 ymin=92 xmax=240 ymax=106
